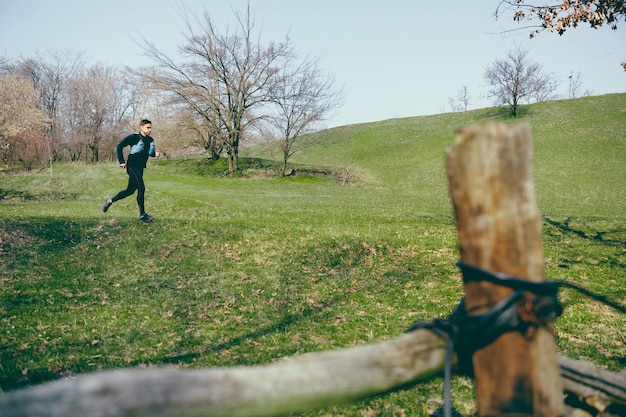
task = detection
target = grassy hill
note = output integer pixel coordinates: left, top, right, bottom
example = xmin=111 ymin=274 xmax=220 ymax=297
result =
xmin=248 ymin=93 xmax=626 ymax=217
xmin=0 ymin=94 xmax=624 ymax=416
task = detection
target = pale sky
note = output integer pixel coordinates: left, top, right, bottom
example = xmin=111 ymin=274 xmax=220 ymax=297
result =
xmin=1 ymin=0 xmax=624 ymax=127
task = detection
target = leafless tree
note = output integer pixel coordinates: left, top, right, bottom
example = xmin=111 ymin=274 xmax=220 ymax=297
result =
xmin=449 ymin=85 xmax=471 ymax=112
xmin=7 ymin=129 xmax=52 ymax=170
xmin=172 ymin=107 xmax=225 ymax=160
xmin=447 ymin=86 xmax=471 ymax=112
xmin=267 ymin=57 xmax=343 ymax=176
xmin=447 ymin=97 xmax=460 ymax=113
xmin=484 ymin=47 xmax=557 ymax=116
xmin=567 ymin=71 xmax=584 ymax=99
xmin=0 ymin=74 xmax=47 ymax=165
xmin=1 ymin=53 xmax=143 ymax=164
xmin=138 ymin=3 xmax=295 ymax=173
xmin=530 ymin=71 xmax=558 ymax=102
xmin=1 ymin=51 xmax=84 ymax=162
xmin=16 ymin=52 xmax=83 ymax=148
xmin=64 ymin=65 xmax=138 ymax=162
xmin=457 ymin=85 xmax=471 ymax=112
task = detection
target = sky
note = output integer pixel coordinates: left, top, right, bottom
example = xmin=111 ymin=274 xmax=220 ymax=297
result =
xmin=1 ymin=0 xmax=624 ymax=127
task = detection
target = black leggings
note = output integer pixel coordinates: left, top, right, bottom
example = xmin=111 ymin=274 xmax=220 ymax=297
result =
xmin=112 ymin=166 xmax=146 ymax=215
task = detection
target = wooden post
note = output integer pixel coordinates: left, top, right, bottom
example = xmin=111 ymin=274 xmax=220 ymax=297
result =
xmin=445 ymin=122 xmax=564 ymax=416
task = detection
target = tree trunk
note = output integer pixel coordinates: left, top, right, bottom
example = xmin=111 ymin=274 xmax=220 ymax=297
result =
xmin=227 ymin=149 xmax=238 ymax=173
xmin=445 ymin=122 xmax=564 ymax=416
xmin=282 ymin=150 xmax=289 ymax=177
xmin=228 ymin=139 xmax=239 ymax=173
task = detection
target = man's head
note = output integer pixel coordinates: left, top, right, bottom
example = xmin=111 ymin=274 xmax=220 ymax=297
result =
xmin=139 ymin=119 xmax=152 ymax=136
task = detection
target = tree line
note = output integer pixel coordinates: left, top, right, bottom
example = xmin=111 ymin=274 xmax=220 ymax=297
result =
xmin=0 ymin=6 xmax=343 ymax=174
xmin=0 ymin=52 xmax=139 ymax=169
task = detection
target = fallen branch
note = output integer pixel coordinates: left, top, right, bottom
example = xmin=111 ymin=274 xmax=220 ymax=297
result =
xmin=0 ymin=329 xmax=446 ymax=417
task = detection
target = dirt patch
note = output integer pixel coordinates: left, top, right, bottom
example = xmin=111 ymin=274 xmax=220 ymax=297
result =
xmin=0 ymin=188 xmax=78 ymax=202
xmin=0 ymin=227 xmax=34 ymax=255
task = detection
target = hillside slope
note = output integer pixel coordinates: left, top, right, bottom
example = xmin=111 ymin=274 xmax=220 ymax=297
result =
xmin=247 ymin=93 xmax=626 ymax=217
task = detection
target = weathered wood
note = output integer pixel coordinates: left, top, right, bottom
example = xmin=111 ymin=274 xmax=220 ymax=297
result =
xmin=0 ymin=328 xmax=446 ymax=417
xmin=558 ymin=356 xmax=626 ymax=414
xmin=446 ymin=122 xmax=564 ymax=416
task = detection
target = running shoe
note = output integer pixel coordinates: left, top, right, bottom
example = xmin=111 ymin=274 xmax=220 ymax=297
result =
xmin=102 ymin=196 xmax=112 ymax=212
xmin=139 ymin=213 xmax=154 ymax=223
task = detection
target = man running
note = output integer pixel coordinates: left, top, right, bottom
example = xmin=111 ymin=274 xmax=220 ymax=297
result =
xmin=102 ymin=119 xmax=157 ymax=223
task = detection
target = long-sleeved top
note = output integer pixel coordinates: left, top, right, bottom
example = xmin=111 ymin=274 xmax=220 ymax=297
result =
xmin=116 ymin=133 xmax=155 ymax=168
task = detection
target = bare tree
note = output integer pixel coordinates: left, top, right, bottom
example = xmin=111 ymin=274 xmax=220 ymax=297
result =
xmin=7 ymin=129 xmax=52 ymax=170
xmin=484 ymin=47 xmax=557 ymax=116
xmin=16 ymin=52 xmax=83 ymax=150
xmin=0 ymin=74 xmax=47 ymax=165
xmin=267 ymin=57 xmax=343 ymax=176
xmin=64 ymin=65 xmax=137 ymax=162
xmin=567 ymin=71 xmax=584 ymax=99
xmin=1 ymin=51 xmax=84 ymax=163
xmin=2 ymin=53 xmax=142 ymax=164
xmin=139 ymin=4 xmax=294 ymax=173
xmin=447 ymin=97 xmax=461 ymax=113
xmin=530 ymin=71 xmax=558 ymax=102
xmin=447 ymin=86 xmax=471 ymax=112
xmin=456 ymin=85 xmax=472 ymax=112
xmin=174 ymin=107 xmax=225 ymax=160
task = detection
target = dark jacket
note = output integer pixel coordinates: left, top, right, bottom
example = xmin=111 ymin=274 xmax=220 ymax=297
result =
xmin=117 ymin=133 xmax=155 ymax=168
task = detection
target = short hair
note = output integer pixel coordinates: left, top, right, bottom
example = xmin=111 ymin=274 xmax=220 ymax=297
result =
xmin=140 ymin=119 xmax=152 ymax=126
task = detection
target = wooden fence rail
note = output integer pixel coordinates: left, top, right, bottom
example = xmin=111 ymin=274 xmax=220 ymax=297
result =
xmin=0 ymin=329 xmax=446 ymax=417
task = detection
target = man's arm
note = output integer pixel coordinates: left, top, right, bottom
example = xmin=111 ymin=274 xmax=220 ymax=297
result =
xmin=148 ymin=139 xmax=156 ymax=157
xmin=116 ymin=135 xmax=132 ymax=167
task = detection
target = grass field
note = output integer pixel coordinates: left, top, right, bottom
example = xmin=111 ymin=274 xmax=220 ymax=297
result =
xmin=1 ymin=94 xmax=625 ymax=416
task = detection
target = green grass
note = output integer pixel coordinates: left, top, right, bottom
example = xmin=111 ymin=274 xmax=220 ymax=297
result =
xmin=1 ymin=94 xmax=625 ymax=416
